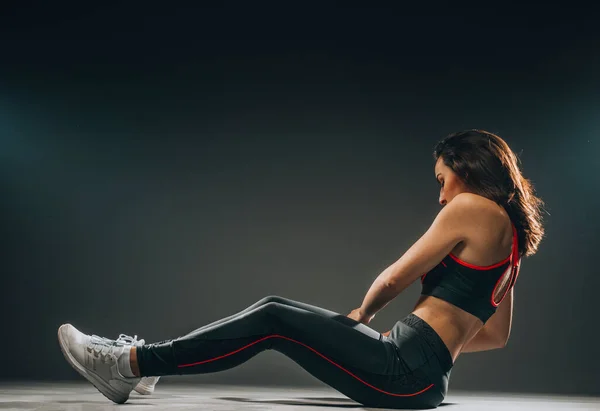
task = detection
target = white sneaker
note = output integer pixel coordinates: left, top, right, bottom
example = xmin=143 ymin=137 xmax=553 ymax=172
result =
xmin=114 ymin=334 xmax=161 ymax=395
xmin=57 ymin=324 xmax=141 ymax=404
xmin=134 ymin=375 xmax=161 ymax=395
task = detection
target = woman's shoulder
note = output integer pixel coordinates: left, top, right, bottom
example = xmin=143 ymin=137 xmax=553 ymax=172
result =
xmin=452 ymin=194 xmax=513 ymax=259
xmin=454 ymin=193 xmax=507 ymax=220
xmin=438 ymin=193 xmax=509 ymax=240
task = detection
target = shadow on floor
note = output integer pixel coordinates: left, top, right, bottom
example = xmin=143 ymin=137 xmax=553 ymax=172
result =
xmin=218 ymin=396 xmax=458 ymax=408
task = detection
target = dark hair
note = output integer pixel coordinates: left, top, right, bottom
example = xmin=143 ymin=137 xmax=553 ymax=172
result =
xmin=433 ymin=129 xmax=546 ymax=258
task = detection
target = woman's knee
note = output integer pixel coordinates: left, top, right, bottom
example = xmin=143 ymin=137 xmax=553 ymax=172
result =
xmin=257 ymin=301 xmax=291 ymax=320
xmin=257 ymin=295 xmax=286 ymax=306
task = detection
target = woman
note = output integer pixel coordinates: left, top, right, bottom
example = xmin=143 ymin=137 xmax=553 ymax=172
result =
xmin=57 ymin=129 xmax=545 ymax=409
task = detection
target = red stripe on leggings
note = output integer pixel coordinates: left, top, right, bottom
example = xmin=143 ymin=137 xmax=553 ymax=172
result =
xmin=177 ymin=334 xmax=434 ymax=397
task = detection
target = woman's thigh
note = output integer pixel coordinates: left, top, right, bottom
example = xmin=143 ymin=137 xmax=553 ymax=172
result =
xmin=257 ymin=295 xmax=382 ymax=340
xmin=179 ymin=295 xmax=381 ymax=341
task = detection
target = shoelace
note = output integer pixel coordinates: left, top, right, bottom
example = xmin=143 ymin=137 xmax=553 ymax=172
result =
xmin=116 ymin=334 xmax=145 ymax=346
xmin=86 ymin=336 xmax=124 ymax=363
xmin=86 ymin=334 xmax=144 ymax=363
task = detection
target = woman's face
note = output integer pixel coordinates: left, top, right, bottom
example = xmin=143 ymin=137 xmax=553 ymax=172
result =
xmin=435 ymin=156 xmax=470 ymax=206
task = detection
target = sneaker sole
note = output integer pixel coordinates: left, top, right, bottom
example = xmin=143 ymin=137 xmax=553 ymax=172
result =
xmin=57 ymin=324 xmax=130 ymax=404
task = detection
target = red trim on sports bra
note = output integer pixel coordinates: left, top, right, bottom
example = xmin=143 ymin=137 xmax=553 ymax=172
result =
xmin=448 ymin=222 xmax=517 ymax=271
xmin=178 ymin=333 xmax=434 ymax=397
xmin=490 ymin=265 xmax=512 ymax=307
xmin=490 ymin=223 xmax=520 ymax=307
xmin=448 ymin=252 xmax=511 ymax=270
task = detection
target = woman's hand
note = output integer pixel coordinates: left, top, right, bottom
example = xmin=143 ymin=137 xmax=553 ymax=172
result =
xmin=347 ymin=308 xmax=373 ymax=325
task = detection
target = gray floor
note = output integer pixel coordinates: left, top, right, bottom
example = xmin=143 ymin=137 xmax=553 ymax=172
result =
xmin=0 ymin=382 xmax=598 ymax=411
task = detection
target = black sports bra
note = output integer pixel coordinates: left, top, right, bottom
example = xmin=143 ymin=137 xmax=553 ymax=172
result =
xmin=420 ymin=222 xmax=521 ymax=324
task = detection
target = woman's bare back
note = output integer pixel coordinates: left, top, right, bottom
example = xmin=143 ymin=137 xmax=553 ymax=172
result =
xmin=386 ymin=197 xmax=515 ymax=363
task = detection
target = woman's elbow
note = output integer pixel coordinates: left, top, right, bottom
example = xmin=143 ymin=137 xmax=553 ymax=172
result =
xmin=498 ymin=334 xmax=510 ymax=348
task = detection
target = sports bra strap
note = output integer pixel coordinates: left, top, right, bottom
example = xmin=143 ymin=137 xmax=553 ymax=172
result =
xmin=508 ymin=222 xmax=520 ymax=290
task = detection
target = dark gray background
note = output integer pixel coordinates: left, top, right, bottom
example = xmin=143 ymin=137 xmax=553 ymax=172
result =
xmin=1 ymin=3 xmax=597 ymax=396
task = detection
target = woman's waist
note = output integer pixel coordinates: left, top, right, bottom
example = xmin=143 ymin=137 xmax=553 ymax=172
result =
xmin=412 ymin=297 xmax=483 ymax=362
xmin=387 ymin=313 xmax=454 ymax=374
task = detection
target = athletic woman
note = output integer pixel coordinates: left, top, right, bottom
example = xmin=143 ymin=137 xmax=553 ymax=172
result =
xmin=57 ymin=129 xmax=545 ymax=409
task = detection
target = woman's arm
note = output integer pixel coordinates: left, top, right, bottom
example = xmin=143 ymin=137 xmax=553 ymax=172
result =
xmin=358 ymin=194 xmax=473 ymax=318
xmin=461 ymin=287 xmax=514 ymax=353
xmin=460 ymin=326 xmax=505 ymax=353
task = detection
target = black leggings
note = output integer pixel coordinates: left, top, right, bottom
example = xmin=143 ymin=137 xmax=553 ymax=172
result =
xmin=136 ymin=295 xmax=454 ymax=409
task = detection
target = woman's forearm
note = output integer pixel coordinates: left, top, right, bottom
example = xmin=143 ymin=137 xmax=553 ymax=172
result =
xmin=359 ymin=265 xmax=405 ymax=318
xmin=460 ymin=326 xmax=505 ymax=353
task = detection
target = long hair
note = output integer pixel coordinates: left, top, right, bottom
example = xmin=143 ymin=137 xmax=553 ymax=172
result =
xmin=433 ymin=129 xmax=546 ymax=258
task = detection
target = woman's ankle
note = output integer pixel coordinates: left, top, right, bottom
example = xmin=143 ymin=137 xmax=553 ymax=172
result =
xmin=130 ymin=346 xmax=141 ymax=377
